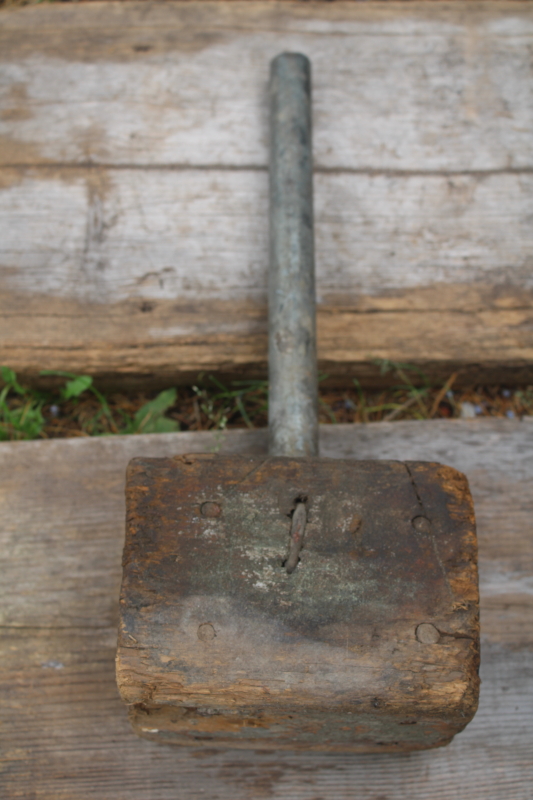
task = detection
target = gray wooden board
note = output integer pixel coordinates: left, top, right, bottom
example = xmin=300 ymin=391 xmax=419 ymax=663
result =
xmin=1 ymin=418 xmax=532 ymax=798
xmin=1 ymin=2 xmax=533 ymax=386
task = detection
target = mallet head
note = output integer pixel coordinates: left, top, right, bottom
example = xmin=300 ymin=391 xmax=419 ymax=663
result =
xmin=116 ymin=453 xmax=479 ymax=752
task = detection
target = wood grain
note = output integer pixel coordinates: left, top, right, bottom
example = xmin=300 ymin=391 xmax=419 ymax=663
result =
xmin=1 ymin=2 xmax=533 ymax=385
xmin=1 ymin=419 xmax=532 ymax=797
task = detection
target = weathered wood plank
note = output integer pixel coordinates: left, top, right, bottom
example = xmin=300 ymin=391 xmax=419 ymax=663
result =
xmin=1 ymin=633 xmax=530 ymax=800
xmin=2 ymin=1 xmax=532 ymax=171
xmin=0 ymin=420 xmax=532 ymax=797
xmin=0 ymin=167 xmax=532 ymax=386
xmin=2 ymin=169 xmax=533 ymax=304
xmin=1 ymin=2 xmax=533 ymax=385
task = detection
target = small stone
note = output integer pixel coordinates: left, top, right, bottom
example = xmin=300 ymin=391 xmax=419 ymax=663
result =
xmin=416 ymin=623 xmax=440 ymax=644
xmin=460 ymin=402 xmax=476 ymax=419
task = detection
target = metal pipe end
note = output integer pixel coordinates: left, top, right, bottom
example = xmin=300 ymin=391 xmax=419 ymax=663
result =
xmin=270 ymin=52 xmax=311 ymax=94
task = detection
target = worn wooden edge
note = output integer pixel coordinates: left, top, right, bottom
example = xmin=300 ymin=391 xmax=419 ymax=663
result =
xmin=128 ymin=710 xmax=460 ymax=753
xmin=2 ymin=292 xmax=533 ymax=389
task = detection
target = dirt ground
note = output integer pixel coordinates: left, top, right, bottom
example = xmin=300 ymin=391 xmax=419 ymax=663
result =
xmin=17 ymin=379 xmax=532 ymax=440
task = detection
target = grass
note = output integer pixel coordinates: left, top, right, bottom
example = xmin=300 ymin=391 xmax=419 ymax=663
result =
xmin=0 ymin=367 xmax=182 ymax=441
xmin=1 ymin=364 xmax=532 ymax=442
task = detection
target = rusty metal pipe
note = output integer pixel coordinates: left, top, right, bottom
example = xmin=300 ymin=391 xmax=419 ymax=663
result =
xmin=268 ymin=52 xmax=318 ymax=458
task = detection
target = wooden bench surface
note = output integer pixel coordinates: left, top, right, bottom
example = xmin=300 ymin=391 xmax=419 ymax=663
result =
xmin=1 ymin=419 xmax=532 ymax=798
xmin=1 ymin=1 xmax=533 ymax=387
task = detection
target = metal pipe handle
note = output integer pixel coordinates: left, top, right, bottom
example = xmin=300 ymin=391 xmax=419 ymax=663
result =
xmin=268 ymin=53 xmax=318 ymax=458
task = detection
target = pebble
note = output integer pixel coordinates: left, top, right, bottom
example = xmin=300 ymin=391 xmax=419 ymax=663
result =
xmin=460 ymin=402 xmax=477 ymax=419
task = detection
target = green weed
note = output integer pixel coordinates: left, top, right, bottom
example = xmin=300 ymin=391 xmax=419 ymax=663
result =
xmin=0 ymin=367 xmax=45 ymax=441
xmin=119 ymin=388 xmax=180 ymax=434
xmin=0 ymin=368 xmax=181 ymax=439
xmin=192 ymin=375 xmax=268 ymax=431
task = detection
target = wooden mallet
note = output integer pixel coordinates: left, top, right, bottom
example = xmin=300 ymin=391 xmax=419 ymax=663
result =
xmin=116 ymin=53 xmax=479 ymax=752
